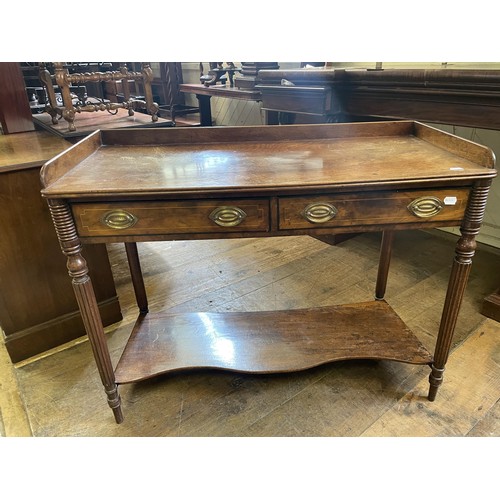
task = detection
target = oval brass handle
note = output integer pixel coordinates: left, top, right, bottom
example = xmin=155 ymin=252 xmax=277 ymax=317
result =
xmin=302 ymin=202 xmax=338 ymax=224
xmin=407 ymin=197 xmax=444 ymax=218
xmin=101 ymin=210 xmax=138 ymax=229
xmin=209 ymin=206 xmax=247 ymax=227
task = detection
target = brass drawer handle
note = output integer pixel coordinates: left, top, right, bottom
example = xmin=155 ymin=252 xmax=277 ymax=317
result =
xmin=101 ymin=210 xmax=138 ymax=229
xmin=302 ymin=202 xmax=338 ymax=224
xmin=407 ymin=197 xmax=444 ymax=218
xmin=209 ymin=206 xmax=247 ymax=227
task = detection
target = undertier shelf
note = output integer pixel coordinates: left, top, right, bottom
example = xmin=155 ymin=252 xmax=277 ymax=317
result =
xmin=114 ymin=300 xmax=433 ymax=384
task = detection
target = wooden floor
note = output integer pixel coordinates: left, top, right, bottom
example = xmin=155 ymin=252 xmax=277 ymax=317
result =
xmin=1 ymin=229 xmax=500 ymax=437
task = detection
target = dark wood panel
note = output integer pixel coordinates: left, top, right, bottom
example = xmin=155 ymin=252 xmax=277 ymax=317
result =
xmin=481 ymin=289 xmax=500 ymax=322
xmin=343 ymin=90 xmax=500 ymax=130
xmin=0 ymin=165 xmax=122 ymax=362
xmin=0 ymin=131 xmax=122 ymax=362
xmin=258 ymin=68 xmax=500 ymax=130
xmin=0 ymin=62 xmax=35 ymax=134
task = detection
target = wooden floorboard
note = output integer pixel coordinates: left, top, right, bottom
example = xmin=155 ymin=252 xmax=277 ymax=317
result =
xmin=2 ymin=229 xmax=500 ymax=437
xmin=362 ymin=318 xmax=500 ymax=436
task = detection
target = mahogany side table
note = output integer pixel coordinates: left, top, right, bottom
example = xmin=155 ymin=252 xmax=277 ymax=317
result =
xmin=41 ymin=121 xmax=497 ymax=423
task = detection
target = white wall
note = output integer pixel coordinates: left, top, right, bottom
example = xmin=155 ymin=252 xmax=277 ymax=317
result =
xmin=429 ymin=124 xmax=500 ymax=249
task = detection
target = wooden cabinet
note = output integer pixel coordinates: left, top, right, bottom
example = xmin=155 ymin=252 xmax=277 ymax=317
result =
xmin=40 ymin=121 xmax=496 ymax=423
xmin=0 ymin=62 xmax=35 ymax=133
xmin=0 ymin=131 xmax=122 ymax=362
xmin=257 ymin=67 xmax=500 ymax=129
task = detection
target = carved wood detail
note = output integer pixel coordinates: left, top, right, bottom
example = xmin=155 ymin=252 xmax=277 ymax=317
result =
xmin=39 ymin=63 xmax=159 ymax=132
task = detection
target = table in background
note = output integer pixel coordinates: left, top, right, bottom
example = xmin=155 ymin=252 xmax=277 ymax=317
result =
xmin=179 ymin=83 xmax=279 ymax=126
xmin=33 ymin=108 xmax=173 ymax=142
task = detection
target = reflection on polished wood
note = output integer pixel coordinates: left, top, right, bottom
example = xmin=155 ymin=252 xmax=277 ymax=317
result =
xmin=115 ymin=301 xmax=432 ymax=383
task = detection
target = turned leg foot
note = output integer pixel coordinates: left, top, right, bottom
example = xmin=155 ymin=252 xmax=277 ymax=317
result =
xmin=105 ymin=385 xmax=123 ymax=424
xmin=428 ymin=364 xmax=445 ymax=401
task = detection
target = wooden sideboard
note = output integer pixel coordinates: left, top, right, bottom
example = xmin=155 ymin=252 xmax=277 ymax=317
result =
xmin=0 ymin=131 xmax=122 ymax=362
xmin=257 ymin=68 xmax=500 ymax=129
xmin=40 ymin=121 xmax=496 ymax=423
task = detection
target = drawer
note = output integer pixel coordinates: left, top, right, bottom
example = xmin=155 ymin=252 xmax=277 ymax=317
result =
xmin=279 ymin=189 xmax=470 ymax=230
xmin=257 ymin=85 xmax=333 ymax=115
xmin=72 ymin=199 xmax=270 ymax=237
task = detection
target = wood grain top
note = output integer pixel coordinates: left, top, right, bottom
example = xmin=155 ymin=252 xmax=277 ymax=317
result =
xmin=0 ymin=131 xmax=69 ymax=172
xmin=40 ymin=121 xmax=497 ymax=198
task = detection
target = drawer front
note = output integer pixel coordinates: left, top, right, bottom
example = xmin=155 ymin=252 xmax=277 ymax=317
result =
xmin=72 ymin=199 xmax=270 ymax=237
xmin=279 ymin=189 xmax=470 ymax=230
xmin=259 ymin=85 xmax=332 ymax=115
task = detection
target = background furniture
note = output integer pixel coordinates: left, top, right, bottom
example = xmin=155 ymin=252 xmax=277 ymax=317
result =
xmin=234 ymin=62 xmax=279 ymax=89
xmin=33 ymin=106 xmax=173 ymax=142
xmin=153 ymin=63 xmax=200 ymax=125
xmin=0 ymin=131 xmax=122 ymax=362
xmin=257 ymin=67 xmax=500 ymax=128
xmin=483 ymin=289 xmax=500 ymax=322
xmin=0 ymin=62 xmax=35 ymax=133
xmin=180 ymin=83 xmax=278 ymax=126
xmin=38 ymin=63 xmax=160 ymax=132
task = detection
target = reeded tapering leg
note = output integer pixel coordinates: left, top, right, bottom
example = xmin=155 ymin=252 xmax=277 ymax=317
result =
xmin=48 ymin=199 xmax=123 ymax=423
xmin=428 ymin=180 xmax=492 ymax=401
xmin=375 ymin=230 xmax=394 ymax=300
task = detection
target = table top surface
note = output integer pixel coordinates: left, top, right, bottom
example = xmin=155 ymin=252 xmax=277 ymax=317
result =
xmin=41 ymin=121 xmax=497 ymax=199
xmin=33 ymin=108 xmax=173 ymax=139
xmin=0 ymin=130 xmax=70 ymax=172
